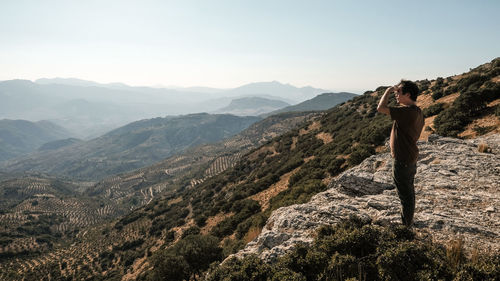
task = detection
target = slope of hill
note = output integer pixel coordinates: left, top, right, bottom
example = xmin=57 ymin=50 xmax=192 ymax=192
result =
xmin=215 ymin=97 xmax=290 ymax=116
xmin=1 ymin=114 xmax=261 ymax=181
xmin=215 ymin=134 xmax=500 ymax=280
xmin=37 ymin=138 xmax=83 ymax=151
xmin=234 ymin=134 xmax=500 ymax=260
xmin=0 ymin=58 xmax=498 ymax=280
xmin=0 ymin=111 xmax=320 ymax=279
xmin=264 ymin=92 xmax=358 ymax=117
xmin=0 ymin=119 xmax=73 ymax=162
xmin=85 ymin=111 xmax=320 ymax=211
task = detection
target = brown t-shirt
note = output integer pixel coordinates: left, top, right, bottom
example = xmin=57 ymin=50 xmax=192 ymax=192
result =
xmin=389 ymin=105 xmax=424 ymax=164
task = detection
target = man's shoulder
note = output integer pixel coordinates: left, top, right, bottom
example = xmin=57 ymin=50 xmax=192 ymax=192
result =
xmin=402 ymin=104 xmax=423 ymax=114
xmin=390 ymin=105 xmax=422 ymax=121
xmin=410 ymin=104 xmax=423 ymax=113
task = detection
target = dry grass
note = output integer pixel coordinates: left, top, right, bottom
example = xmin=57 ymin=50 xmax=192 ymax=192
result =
xmin=430 ymin=158 xmax=441 ymax=165
xmin=244 ymin=226 xmax=263 ymax=243
xmin=304 ymin=156 xmax=315 ymax=163
xmin=420 ymin=115 xmax=437 ymax=140
xmin=375 ymin=145 xmax=387 ymax=153
xmin=299 ymin=121 xmax=321 ymax=135
xmin=487 ymin=99 xmax=500 ymax=107
xmin=459 ymin=115 xmax=500 ymax=139
xmin=200 ymin=212 xmax=234 ymax=235
xmin=316 ymin=132 xmax=333 ymax=144
xmin=250 ymin=167 xmax=301 ymax=211
xmin=416 ymin=93 xmax=435 ymax=110
xmin=446 ymin=238 xmax=465 ymax=271
xmin=478 ymin=143 xmax=492 ymax=153
xmin=248 ymin=145 xmax=278 ymax=161
xmin=436 ymin=93 xmax=460 ymax=104
xmin=167 ymin=197 xmax=182 ymax=206
xmin=291 ymin=136 xmax=298 ymax=150
xmin=122 ymin=255 xmax=148 ymax=281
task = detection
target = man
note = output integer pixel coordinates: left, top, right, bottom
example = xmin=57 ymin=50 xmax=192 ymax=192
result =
xmin=377 ymin=80 xmax=424 ymax=227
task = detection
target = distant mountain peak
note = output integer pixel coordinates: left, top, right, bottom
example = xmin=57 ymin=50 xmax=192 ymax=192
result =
xmin=215 ymin=96 xmax=290 ymax=116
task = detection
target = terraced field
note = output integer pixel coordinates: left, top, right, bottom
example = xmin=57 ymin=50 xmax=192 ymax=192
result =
xmin=0 ymin=176 xmax=123 ymax=268
xmin=0 ymin=111 xmax=321 ymax=278
xmin=85 ymin=111 xmax=320 ymax=210
xmin=0 ymin=216 xmax=154 ymax=280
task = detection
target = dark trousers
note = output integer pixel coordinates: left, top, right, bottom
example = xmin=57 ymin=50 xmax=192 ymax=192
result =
xmin=392 ymin=159 xmax=417 ymax=227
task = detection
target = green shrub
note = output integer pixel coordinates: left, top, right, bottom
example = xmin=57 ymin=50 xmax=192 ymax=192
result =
xmin=456 ymin=74 xmax=488 ymax=92
xmin=149 ymin=253 xmax=190 ymax=281
xmin=348 ymin=145 xmax=375 ymax=166
xmin=152 ymin=234 xmax=223 ymax=280
xmin=326 ymin=158 xmax=345 ymax=176
xmin=473 ymin=125 xmax=496 ymax=135
xmin=422 ymin=102 xmax=445 ymax=117
xmin=181 ymin=226 xmax=201 ymax=238
xmin=376 ymin=241 xmax=452 ymax=280
xmin=211 ymin=200 xmax=261 ymax=238
xmin=432 ymin=90 xmax=444 ymax=100
xmin=434 ymin=90 xmax=489 ymax=137
xmin=206 ymin=217 xmax=498 ymax=280
xmin=206 ymin=256 xmax=271 ymax=281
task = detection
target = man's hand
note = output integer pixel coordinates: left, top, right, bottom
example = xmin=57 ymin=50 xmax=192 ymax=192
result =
xmin=377 ymin=86 xmax=395 ymax=116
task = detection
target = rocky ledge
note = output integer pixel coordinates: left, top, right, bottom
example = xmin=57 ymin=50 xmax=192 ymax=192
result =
xmin=234 ymin=134 xmax=500 ymax=262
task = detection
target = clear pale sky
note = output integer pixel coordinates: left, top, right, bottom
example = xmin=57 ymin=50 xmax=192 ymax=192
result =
xmin=1 ymin=0 xmax=499 ymax=93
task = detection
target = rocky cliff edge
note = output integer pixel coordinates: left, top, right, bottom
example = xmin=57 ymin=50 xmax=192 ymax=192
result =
xmin=234 ymin=134 xmax=500 ymax=262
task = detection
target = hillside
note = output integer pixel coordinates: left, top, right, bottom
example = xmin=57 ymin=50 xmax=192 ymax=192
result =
xmin=0 ymin=58 xmax=498 ymax=280
xmin=264 ymin=92 xmax=358 ymax=117
xmin=215 ymin=97 xmax=290 ymax=116
xmin=1 ymin=114 xmax=260 ymax=181
xmin=234 ymin=134 xmax=500 ymax=260
xmin=85 ymin=111 xmax=320 ymax=211
xmin=0 ymin=119 xmax=73 ymax=162
xmin=215 ymin=134 xmax=500 ymax=280
xmin=0 ymin=111 xmax=317 ymax=272
xmin=38 ymin=138 xmax=83 ymax=151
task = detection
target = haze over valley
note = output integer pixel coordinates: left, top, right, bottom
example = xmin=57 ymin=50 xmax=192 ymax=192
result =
xmin=0 ymin=78 xmax=330 ymax=139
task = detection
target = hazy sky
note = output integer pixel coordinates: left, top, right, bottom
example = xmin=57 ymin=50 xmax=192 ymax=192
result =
xmin=1 ymin=0 xmax=499 ymax=93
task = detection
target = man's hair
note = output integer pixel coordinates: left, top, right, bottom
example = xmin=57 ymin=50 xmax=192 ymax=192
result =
xmin=400 ymin=80 xmax=419 ymax=101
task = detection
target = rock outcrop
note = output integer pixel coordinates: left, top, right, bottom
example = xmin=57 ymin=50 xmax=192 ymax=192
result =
xmin=234 ymin=134 xmax=500 ymax=262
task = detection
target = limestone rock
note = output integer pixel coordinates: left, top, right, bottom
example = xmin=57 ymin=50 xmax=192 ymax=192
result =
xmin=233 ymin=134 xmax=500 ymax=262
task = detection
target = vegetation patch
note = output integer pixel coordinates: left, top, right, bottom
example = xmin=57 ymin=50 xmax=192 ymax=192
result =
xmin=206 ymin=217 xmax=500 ymax=281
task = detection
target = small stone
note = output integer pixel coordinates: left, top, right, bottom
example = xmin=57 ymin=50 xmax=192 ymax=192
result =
xmin=485 ymin=206 xmax=495 ymax=212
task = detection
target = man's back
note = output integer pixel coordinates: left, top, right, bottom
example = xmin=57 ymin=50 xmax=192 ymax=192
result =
xmin=389 ymin=105 xmax=424 ymax=164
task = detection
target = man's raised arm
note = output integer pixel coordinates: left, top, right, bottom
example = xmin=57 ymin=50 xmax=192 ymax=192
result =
xmin=377 ymin=86 xmax=394 ymax=116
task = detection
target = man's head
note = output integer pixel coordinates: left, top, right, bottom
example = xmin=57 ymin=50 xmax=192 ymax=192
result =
xmin=399 ymin=80 xmax=419 ymax=101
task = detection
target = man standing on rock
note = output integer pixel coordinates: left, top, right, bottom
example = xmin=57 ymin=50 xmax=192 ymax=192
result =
xmin=377 ymin=80 xmax=424 ymax=227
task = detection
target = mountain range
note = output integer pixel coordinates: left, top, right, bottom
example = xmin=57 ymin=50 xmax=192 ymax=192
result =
xmin=0 ymin=79 xmax=329 ymax=138
xmin=0 ymin=91 xmax=355 ymax=181
xmin=1 ymin=114 xmax=261 ymax=181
